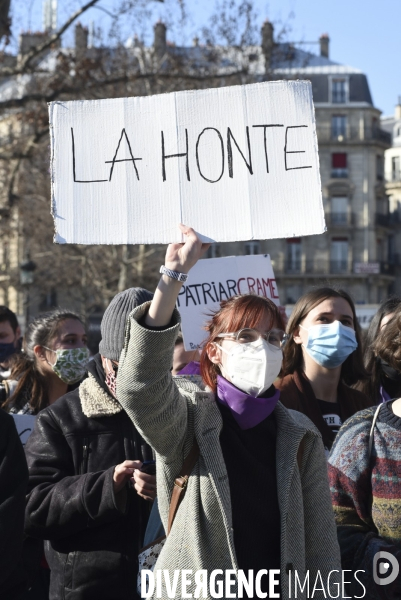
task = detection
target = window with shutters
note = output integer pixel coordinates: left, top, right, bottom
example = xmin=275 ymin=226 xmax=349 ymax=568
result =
xmin=332 ymin=115 xmax=347 ymax=139
xmin=286 ymin=238 xmax=301 ymax=272
xmin=332 ymin=79 xmax=347 ymax=103
xmin=331 ymin=197 xmax=348 ymax=225
xmin=331 ymin=153 xmax=348 ymax=178
xmin=244 ymin=241 xmax=260 ymax=255
xmin=331 ymin=238 xmax=349 ymax=273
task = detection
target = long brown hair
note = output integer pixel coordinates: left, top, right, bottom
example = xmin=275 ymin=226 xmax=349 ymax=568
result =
xmin=357 ymin=297 xmax=401 ymax=400
xmin=282 ymin=287 xmax=367 ymax=386
xmin=2 ymin=309 xmax=84 ymax=414
xmin=200 ymin=294 xmax=285 ymax=392
xmin=371 ymin=310 xmax=401 ymax=367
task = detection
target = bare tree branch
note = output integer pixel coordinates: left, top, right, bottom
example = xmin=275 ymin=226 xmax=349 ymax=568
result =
xmin=0 ymin=0 xmax=166 ymax=77
xmin=0 ymin=67 xmax=248 ymax=110
xmin=0 ymin=129 xmax=48 ymax=160
xmin=0 ymin=0 xmax=268 ymax=319
xmin=0 ymin=0 xmax=101 ymax=76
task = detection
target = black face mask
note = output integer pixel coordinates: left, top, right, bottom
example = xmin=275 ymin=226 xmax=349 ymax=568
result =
xmin=378 ymin=358 xmax=401 ymax=382
xmin=378 ymin=358 xmax=401 ymax=399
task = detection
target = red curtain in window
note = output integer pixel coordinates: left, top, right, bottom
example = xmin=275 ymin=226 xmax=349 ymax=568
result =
xmin=332 ymin=153 xmax=347 ymax=168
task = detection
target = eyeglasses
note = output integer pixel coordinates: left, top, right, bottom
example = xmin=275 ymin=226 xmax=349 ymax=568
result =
xmin=217 ymin=328 xmax=286 ymax=348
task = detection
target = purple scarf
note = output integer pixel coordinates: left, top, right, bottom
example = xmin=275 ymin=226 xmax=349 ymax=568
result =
xmin=379 ymin=385 xmax=391 ymax=404
xmin=177 ymin=361 xmax=201 ymax=375
xmin=216 ymin=375 xmax=280 ymax=430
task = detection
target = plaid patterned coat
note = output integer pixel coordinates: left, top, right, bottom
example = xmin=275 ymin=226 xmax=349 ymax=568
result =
xmin=117 ymin=303 xmax=341 ymax=599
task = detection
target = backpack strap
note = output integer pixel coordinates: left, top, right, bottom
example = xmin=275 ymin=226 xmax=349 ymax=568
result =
xmin=368 ymin=404 xmax=383 ymax=459
xmin=167 ymin=440 xmax=200 ymax=535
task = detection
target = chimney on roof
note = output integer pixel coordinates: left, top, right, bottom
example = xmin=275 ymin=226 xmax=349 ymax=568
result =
xmin=261 ymin=20 xmax=274 ymax=73
xmin=43 ymin=0 xmax=58 ymax=33
xmin=18 ymin=31 xmax=58 ymax=66
xmin=153 ymin=21 xmax=166 ymax=60
xmin=132 ymin=34 xmax=142 ymax=48
xmin=395 ymin=97 xmax=401 ymax=120
xmin=319 ymin=34 xmax=329 ymax=58
xmin=75 ymin=23 xmax=88 ymax=51
xmin=19 ymin=32 xmax=47 ymax=56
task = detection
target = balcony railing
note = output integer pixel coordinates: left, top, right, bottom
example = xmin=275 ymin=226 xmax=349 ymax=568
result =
xmin=381 ymin=262 xmax=396 ymax=275
xmin=273 ymin=259 xmax=399 ymax=276
xmin=375 ymin=212 xmax=401 ymax=227
xmin=386 ymin=170 xmax=401 ymax=183
xmin=331 ymin=168 xmax=348 ymax=178
xmin=376 ymin=213 xmax=390 ymax=227
xmin=374 ymin=129 xmax=392 ymax=144
xmin=317 ymin=126 xmax=392 ymax=145
xmin=330 ymin=260 xmax=349 ymax=274
xmin=285 ymin=260 xmax=302 ymax=273
xmin=324 ymin=211 xmax=401 ymax=229
xmin=325 ymin=212 xmax=355 ymax=227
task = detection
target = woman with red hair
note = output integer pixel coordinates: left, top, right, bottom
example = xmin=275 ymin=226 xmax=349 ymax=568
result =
xmin=117 ymin=226 xmax=341 ymax=600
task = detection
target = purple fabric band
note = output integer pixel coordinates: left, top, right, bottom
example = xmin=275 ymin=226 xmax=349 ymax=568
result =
xmin=216 ymin=375 xmax=280 ymax=430
xmin=380 ymin=385 xmax=391 ymax=404
xmin=177 ymin=361 xmax=201 ymax=375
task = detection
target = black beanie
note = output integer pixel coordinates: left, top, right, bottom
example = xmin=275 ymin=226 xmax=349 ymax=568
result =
xmin=99 ymin=287 xmax=153 ymax=360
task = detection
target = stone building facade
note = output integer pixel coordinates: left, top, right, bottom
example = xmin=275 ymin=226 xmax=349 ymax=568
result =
xmin=0 ymin=20 xmax=394 ymax=328
xmin=382 ymin=100 xmax=401 ymax=295
xmin=211 ymin=35 xmax=393 ymax=307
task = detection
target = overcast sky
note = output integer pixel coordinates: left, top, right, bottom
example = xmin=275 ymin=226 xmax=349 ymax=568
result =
xmin=11 ymin=0 xmax=401 ymax=117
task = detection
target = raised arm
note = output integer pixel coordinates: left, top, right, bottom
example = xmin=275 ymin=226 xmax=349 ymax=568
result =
xmin=146 ymin=224 xmax=210 ymax=326
xmin=117 ymin=225 xmax=210 ymax=458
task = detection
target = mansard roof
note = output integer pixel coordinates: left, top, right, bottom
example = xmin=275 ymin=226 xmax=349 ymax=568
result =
xmin=0 ymin=38 xmax=373 ymax=107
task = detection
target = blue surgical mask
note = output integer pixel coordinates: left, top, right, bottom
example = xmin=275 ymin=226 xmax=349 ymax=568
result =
xmin=300 ymin=320 xmax=357 ymax=369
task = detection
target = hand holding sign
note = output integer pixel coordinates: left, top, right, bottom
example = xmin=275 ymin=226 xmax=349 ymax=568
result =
xmin=146 ymin=225 xmax=210 ymax=328
xmin=165 ymin=224 xmax=211 ymax=274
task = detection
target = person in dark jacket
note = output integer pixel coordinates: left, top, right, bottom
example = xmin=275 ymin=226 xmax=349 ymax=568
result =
xmin=0 ymin=409 xmax=29 ymax=599
xmin=2 ymin=309 xmax=89 ymax=599
xmin=277 ymin=287 xmax=372 ymax=455
xmin=24 ymin=288 xmax=156 ymax=600
xmin=0 ymin=305 xmax=22 ymax=382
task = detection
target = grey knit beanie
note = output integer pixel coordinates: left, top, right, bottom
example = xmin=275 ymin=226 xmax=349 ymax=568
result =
xmin=99 ymin=287 xmax=153 ymax=360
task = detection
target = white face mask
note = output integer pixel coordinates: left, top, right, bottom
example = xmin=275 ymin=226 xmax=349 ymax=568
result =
xmin=217 ymin=338 xmax=283 ymax=397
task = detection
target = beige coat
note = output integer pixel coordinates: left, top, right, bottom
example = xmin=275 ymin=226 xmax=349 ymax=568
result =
xmin=117 ymin=303 xmax=341 ymax=599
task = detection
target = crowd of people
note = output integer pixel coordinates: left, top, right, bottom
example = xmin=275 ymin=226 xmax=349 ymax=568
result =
xmin=1 ymin=225 xmax=401 ymax=599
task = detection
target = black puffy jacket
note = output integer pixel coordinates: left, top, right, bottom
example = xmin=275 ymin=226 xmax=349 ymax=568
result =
xmin=0 ymin=410 xmax=29 ymax=599
xmin=24 ymin=356 xmax=151 ymax=600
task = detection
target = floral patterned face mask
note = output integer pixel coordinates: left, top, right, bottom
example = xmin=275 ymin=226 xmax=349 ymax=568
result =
xmin=44 ymin=346 xmax=90 ymax=384
xmin=104 ymin=359 xmax=117 ymax=398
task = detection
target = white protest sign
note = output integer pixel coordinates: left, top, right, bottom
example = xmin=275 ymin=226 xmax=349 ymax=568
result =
xmin=177 ymin=255 xmax=279 ymax=351
xmin=12 ymin=414 xmax=36 ymax=446
xmin=49 ymin=80 xmax=325 ymax=244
